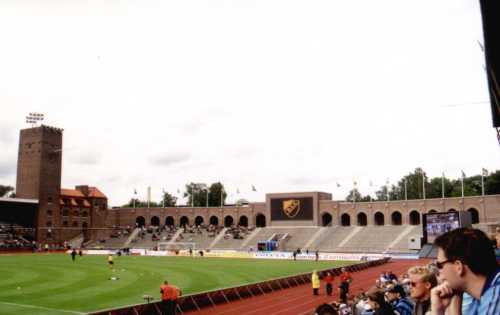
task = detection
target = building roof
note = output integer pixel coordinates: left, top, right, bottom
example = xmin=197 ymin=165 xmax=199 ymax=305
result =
xmin=60 ymin=189 xmax=85 ymax=198
xmin=87 ymin=187 xmax=107 ymax=199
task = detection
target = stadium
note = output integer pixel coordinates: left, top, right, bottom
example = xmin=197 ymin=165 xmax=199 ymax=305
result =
xmin=1 ymin=1 xmax=500 ymax=315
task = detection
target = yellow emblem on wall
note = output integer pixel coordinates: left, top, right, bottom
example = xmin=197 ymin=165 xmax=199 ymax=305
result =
xmin=283 ymin=199 xmax=301 ymax=218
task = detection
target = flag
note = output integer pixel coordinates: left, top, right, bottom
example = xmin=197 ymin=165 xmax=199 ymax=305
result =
xmin=461 ymin=170 xmax=466 ymax=178
xmin=252 ymin=185 xmax=257 ymax=192
xmin=177 ymin=188 xmax=180 ymax=194
xmin=236 ymin=188 xmax=240 ymax=194
xmin=385 ymin=178 xmax=389 ymax=185
xmin=134 ymin=189 xmax=137 ymax=195
xmin=369 ymin=180 xmax=373 ymax=187
xmin=336 ymin=182 xmax=341 ymax=187
xmin=482 ymin=168 xmax=489 ymax=176
xmin=353 ymin=181 xmax=357 ymax=186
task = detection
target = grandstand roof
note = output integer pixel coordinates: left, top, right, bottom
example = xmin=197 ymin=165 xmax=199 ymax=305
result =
xmin=0 ymin=197 xmax=38 ymax=204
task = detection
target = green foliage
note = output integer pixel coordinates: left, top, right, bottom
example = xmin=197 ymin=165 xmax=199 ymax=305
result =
xmin=184 ymin=182 xmax=227 ymax=207
xmin=345 ymin=188 xmax=372 ymax=202
xmin=160 ymin=191 xmax=177 ymax=207
xmin=367 ymin=167 xmax=500 ymax=201
xmin=0 ymin=185 xmax=14 ymax=198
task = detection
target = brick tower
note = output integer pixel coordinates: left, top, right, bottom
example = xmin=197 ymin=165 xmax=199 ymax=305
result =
xmin=16 ymin=125 xmax=63 ymax=241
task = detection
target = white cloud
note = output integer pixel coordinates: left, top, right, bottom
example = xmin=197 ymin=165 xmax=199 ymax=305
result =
xmin=0 ymin=0 xmax=498 ymax=206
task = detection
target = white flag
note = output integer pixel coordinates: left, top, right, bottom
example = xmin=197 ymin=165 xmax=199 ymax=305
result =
xmin=482 ymin=168 xmax=489 ymax=176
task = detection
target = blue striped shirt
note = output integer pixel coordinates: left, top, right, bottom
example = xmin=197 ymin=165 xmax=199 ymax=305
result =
xmin=465 ymin=269 xmax=500 ymax=315
xmin=392 ymin=298 xmax=414 ymax=315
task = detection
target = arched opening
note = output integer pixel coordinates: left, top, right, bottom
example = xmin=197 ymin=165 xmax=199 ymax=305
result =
xmin=322 ymin=213 xmax=333 ymax=226
xmin=195 ymin=216 xmax=204 ymax=226
xmin=46 ymin=221 xmax=52 ymax=227
xmin=467 ymin=208 xmax=480 ymax=224
xmin=341 ymin=213 xmax=351 ymax=226
xmin=428 ymin=209 xmax=438 ymax=213
xmin=409 ymin=210 xmax=420 ymax=225
xmin=63 ymin=221 xmax=68 ymax=227
xmin=256 ymin=214 xmax=266 ymax=227
xmin=151 ymin=216 xmax=160 ymax=226
xmin=180 ymin=216 xmax=189 ymax=227
xmin=136 ymin=216 xmax=146 ymax=228
xmin=209 ymin=216 xmax=219 ymax=226
xmin=374 ymin=212 xmax=385 ymax=226
xmin=391 ymin=211 xmax=402 ymax=225
xmin=224 ymin=215 xmax=234 ymax=227
xmin=238 ymin=215 xmax=248 ymax=227
xmin=357 ymin=212 xmax=367 ymax=226
xmin=165 ymin=216 xmax=174 ymax=226
xmin=72 ymin=221 xmax=78 ymax=227
xmin=448 ymin=208 xmax=457 ymax=212
xmin=82 ymin=222 xmax=88 ymax=228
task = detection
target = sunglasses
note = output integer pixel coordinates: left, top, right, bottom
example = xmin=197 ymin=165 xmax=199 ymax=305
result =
xmin=435 ymin=259 xmax=455 ymax=269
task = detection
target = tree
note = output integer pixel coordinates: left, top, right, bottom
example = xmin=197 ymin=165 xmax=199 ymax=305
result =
xmin=160 ymin=191 xmax=177 ymax=207
xmin=0 ymin=185 xmax=14 ymax=198
xmin=122 ymin=199 xmax=159 ymax=208
xmin=184 ymin=183 xmax=211 ymax=207
xmin=208 ymin=182 xmax=227 ymax=207
xmin=345 ymin=188 xmax=371 ymax=202
xmin=485 ymin=170 xmax=500 ymax=195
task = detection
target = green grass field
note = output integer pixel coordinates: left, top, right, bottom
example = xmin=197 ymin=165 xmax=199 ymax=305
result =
xmin=0 ymin=254 xmax=354 ymax=315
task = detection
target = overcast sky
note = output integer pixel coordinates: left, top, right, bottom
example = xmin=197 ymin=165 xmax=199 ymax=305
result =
xmin=1 ymin=0 xmax=498 ymax=206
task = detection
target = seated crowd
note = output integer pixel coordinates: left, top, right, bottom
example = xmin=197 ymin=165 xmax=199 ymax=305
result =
xmin=314 ymin=227 xmax=500 ymax=315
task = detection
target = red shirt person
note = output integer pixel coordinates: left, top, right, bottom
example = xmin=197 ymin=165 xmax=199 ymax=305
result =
xmin=324 ymin=272 xmax=335 ymax=296
xmin=339 ymin=268 xmax=352 ymax=303
xmin=160 ymin=280 xmax=181 ymax=315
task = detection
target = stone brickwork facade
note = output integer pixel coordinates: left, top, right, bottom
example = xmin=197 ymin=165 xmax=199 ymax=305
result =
xmin=104 ymin=194 xmax=500 ymax=229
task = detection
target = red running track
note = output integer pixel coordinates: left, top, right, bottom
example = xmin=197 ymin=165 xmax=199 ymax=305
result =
xmin=185 ymin=259 xmax=430 ymax=315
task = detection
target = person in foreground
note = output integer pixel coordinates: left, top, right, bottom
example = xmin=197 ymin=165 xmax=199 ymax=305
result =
xmin=430 ymin=228 xmax=500 ymax=315
xmin=160 ymin=279 xmax=181 ymax=315
xmin=407 ymin=265 xmax=437 ymax=315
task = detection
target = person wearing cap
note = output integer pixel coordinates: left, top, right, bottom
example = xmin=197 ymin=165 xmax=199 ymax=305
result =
xmin=366 ymin=288 xmax=396 ymax=315
xmin=386 ymin=285 xmax=413 ymax=315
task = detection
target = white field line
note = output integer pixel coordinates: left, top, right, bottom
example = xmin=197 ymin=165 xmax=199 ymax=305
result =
xmin=0 ymin=301 xmax=85 ymax=314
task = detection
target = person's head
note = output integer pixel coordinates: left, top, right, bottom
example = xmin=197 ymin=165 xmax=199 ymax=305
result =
xmin=366 ymin=288 xmax=387 ymax=310
xmin=163 ymin=280 xmax=168 ymax=285
xmin=385 ymin=284 xmax=406 ymax=302
xmin=434 ymin=228 xmax=498 ymax=291
xmin=407 ymin=265 xmax=437 ymax=301
xmin=341 ymin=267 xmax=346 ymax=272
xmin=314 ymin=303 xmax=338 ymax=315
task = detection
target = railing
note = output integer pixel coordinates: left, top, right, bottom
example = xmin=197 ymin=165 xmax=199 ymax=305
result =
xmin=88 ymin=257 xmax=390 ymax=315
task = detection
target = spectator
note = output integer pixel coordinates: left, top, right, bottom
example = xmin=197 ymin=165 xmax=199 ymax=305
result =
xmin=315 ymin=303 xmax=339 ymax=315
xmin=385 ymin=284 xmax=413 ymax=315
xmin=430 ymin=228 xmax=500 ymax=315
xmin=407 ymin=265 xmax=437 ymax=315
xmin=365 ymin=288 xmax=396 ymax=315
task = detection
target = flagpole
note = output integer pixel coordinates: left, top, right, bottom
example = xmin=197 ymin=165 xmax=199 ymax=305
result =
xmin=206 ymin=188 xmax=209 ymax=208
xmin=404 ymin=179 xmax=407 ymax=201
xmin=481 ymin=173 xmax=485 ymax=196
xmin=422 ymin=172 xmax=426 ymax=200
xmin=461 ymin=172 xmax=465 ymax=198
xmin=441 ymin=173 xmax=445 ymax=198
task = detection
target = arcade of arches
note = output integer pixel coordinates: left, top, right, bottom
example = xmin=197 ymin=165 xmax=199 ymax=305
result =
xmin=129 ymin=207 xmax=481 ymax=227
